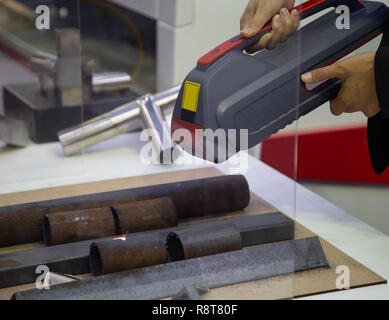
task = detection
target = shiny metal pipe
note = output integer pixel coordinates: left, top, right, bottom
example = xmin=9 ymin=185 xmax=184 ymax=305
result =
xmin=58 ymin=85 xmax=181 ymax=157
xmin=153 ymin=86 xmax=181 ymax=110
xmin=91 ymin=72 xmax=132 ymax=94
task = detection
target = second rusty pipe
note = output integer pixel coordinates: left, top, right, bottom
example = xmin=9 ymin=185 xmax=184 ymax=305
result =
xmin=43 ymin=207 xmax=116 ymax=246
xmin=166 ymin=224 xmax=242 ymax=262
xmin=113 ymin=197 xmax=177 ymax=235
xmin=43 ymin=197 xmax=178 ymax=246
xmin=90 ymin=234 xmax=167 ymax=276
xmin=89 ymin=222 xmax=242 ymax=276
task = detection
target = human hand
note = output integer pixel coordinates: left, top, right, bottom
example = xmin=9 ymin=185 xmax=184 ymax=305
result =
xmin=240 ymin=0 xmax=299 ymax=53
xmin=301 ymin=52 xmax=381 ymax=118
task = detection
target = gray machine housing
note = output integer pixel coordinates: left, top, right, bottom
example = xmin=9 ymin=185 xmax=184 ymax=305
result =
xmin=172 ymin=1 xmax=389 ymax=162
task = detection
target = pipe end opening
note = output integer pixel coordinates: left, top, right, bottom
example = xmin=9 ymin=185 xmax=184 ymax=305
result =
xmin=42 ymin=215 xmax=52 ymax=246
xmin=89 ymin=243 xmax=104 ymax=276
xmin=166 ymin=232 xmax=185 ymax=262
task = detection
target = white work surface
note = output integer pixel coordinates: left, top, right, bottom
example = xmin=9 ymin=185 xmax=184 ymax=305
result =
xmin=0 ymin=132 xmax=388 ymax=300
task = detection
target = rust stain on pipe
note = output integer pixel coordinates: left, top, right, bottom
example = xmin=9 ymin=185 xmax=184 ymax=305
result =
xmin=89 ymin=223 xmax=242 ymax=276
xmin=43 ymin=207 xmax=116 ymax=246
xmin=43 ymin=198 xmax=178 ymax=246
xmin=166 ymin=224 xmax=242 ymax=261
xmin=113 ymin=197 xmax=178 ymax=234
xmin=169 ymin=175 xmax=250 ymax=219
xmin=0 ymin=175 xmax=250 ymax=247
xmin=90 ymin=234 xmax=167 ymax=276
xmin=0 ymin=198 xmax=136 ymax=247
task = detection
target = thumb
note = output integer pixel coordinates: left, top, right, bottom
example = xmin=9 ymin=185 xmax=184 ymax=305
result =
xmin=301 ymin=64 xmax=346 ymax=83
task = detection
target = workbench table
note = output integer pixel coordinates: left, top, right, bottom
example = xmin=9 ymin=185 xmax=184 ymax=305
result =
xmin=0 ymin=131 xmax=388 ymax=299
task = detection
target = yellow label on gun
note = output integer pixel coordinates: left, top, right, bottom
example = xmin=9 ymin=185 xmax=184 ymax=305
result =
xmin=182 ymin=81 xmax=201 ymax=112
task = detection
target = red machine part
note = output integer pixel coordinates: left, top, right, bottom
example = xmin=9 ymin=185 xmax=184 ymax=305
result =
xmin=197 ymin=0 xmax=365 ymax=67
xmin=261 ymin=125 xmax=389 ymax=185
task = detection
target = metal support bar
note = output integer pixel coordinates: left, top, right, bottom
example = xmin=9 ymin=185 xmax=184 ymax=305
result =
xmin=12 ymin=237 xmax=327 ymax=300
xmin=55 ymin=29 xmax=83 ymax=107
xmin=0 ymin=115 xmax=29 ymax=147
xmin=0 ymin=212 xmax=294 ymax=288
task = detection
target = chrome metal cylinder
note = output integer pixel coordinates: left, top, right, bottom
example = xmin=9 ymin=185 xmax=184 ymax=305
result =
xmin=139 ymin=95 xmax=177 ymax=163
xmin=58 ymin=85 xmax=181 ymax=157
xmin=91 ymin=72 xmax=132 ymax=94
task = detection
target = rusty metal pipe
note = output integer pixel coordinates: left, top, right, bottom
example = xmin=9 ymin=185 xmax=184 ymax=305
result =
xmin=90 ymin=223 xmax=242 ymax=276
xmin=166 ymin=224 xmax=242 ymax=262
xmin=0 ymin=175 xmax=250 ymax=247
xmin=90 ymin=234 xmax=167 ymax=276
xmin=113 ymin=197 xmax=177 ymax=234
xmin=43 ymin=207 xmax=116 ymax=246
xmin=43 ymin=197 xmax=178 ymax=246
